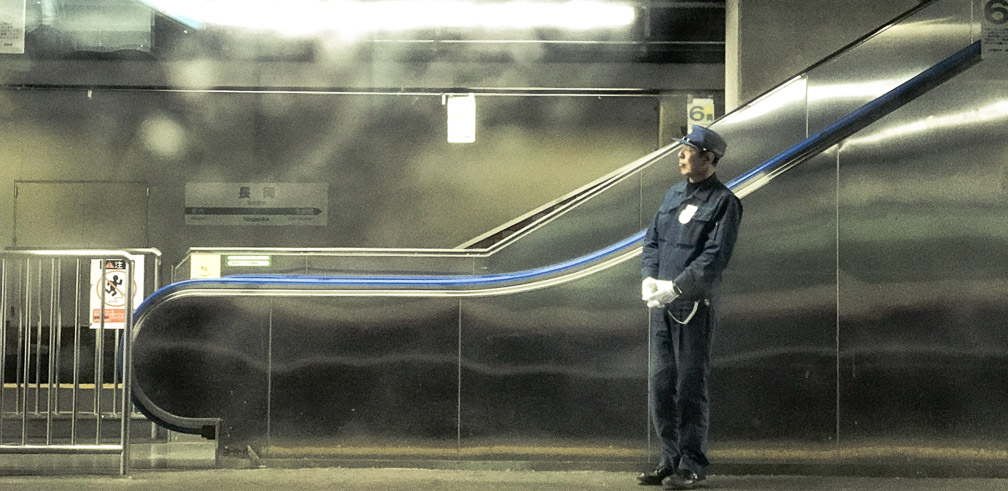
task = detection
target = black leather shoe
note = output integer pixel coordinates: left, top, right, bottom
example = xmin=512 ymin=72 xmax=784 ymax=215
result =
xmin=662 ymin=469 xmax=705 ymax=490
xmin=636 ymin=465 xmax=675 ymax=486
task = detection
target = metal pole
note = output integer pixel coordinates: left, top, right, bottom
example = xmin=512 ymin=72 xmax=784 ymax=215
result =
xmin=0 ymin=251 xmax=146 ymax=469
xmin=15 ymin=259 xmax=23 ymax=399
xmin=34 ymin=260 xmax=42 ymax=415
xmin=54 ymin=261 xmax=63 ymax=416
xmin=154 ymin=254 xmax=161 ymax=291
xmin=120 ymin=259 xmax=134 ymax=475
xmin=112 ymin=329 xmax=119 ymax=416
xmin=0 ymin=258 xmax=7 ymax=445
xmin=72 ymin=259 xmax=81 ymax=445
xmin=21 ymin=258 xmax=31 ymax=445
xmin=46 ymin=259 xmax=56 ymax=445
xmin=96 ymin=259 xmax=106 ymax=445
xmin=14 ymin=259 xmax=23 ymax=418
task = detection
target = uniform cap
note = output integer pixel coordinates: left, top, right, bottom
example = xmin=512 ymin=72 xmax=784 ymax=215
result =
xmin=675 ymin=125 xmax=727 ymax=159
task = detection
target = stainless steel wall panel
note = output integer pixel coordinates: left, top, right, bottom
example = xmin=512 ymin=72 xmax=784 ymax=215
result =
xmin=14 ymin=181 xmax=149 ymax=249
xmin=805 ymin=0 xmax=975 ymax=137
xmin=459 ymin=260 xmax=647 ymax=460
xmin=713 ymin=150 xmax=839 ymax=442
xmin=639 ymin=150 xmax=681 ymax=214
xmin=301 ymin=254 xmax=477 ymax=277
xmin=481 ymin=175 xmax=643 ymax=274
xmin=132 ymin=296 xmax=270 ymax=444
xmin=713 ymin=76 xmax=813 ymax=178
xmin=3 ymin=85 xmax=656 ymax=265
xmin=266 ymin=296 xmax=460 ymax=454
xmin=206 ymin=252 xmax=477 ymax=278
xmin=222 ymin=93 xmax=655 ymax=252
xmin=218 ymin=255 xmax=310 ymax=277
xmin=837 ymin=62 xmax=1008 ymax=441
xmin=125 ymin=0 xmax=1008 ymax=466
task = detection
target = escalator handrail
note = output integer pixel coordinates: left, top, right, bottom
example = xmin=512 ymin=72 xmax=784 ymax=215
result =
xmin=129 ymin=40 xmax=982 ymax=436
xmin=139 ymin=41 xmax=981 ymax=299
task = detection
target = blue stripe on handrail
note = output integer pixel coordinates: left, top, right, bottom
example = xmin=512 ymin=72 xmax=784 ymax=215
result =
xmin=135 ymin=232 xmax=644 ymax=313
xmin=141 ymin=41 xmax=980 ymax=302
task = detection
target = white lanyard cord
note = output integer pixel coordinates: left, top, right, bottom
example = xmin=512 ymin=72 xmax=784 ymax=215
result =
xmin=669 ymin=301 xmax=699 ymax=325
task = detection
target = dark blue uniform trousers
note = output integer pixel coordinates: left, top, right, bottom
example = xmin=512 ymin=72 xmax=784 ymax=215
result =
xmin=649 ymin=299 xmax=714 ymax=477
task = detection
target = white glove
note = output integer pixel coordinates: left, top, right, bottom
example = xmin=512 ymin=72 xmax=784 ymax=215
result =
xmin=645 ymin=280 xmax=680 ymax=307
xmin=641 ymin=277 xmax=658 ymax=301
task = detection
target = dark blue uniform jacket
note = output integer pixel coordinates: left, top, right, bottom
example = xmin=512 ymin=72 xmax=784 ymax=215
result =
xmin=641 ymin=174 xmax=743 ymax=302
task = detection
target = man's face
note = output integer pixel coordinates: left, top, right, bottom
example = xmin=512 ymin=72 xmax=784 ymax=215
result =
xmin=678 ymin=145 xmax=715 ymax=182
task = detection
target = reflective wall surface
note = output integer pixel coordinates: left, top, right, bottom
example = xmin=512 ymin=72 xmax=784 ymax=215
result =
xmin=6 ymin=0 xmax=1004 ymax=470
xmin=715 ymin=148 xmax=839 ymax=442
xmin=835 ymin=61 xmax=1008 ymax=441
xmin=133 ymin=256 xmax=651 ymax=460
xmin=127 ymin=1 xmax=1008 ymax=466
xmin=1 ymin=88 xmax=661 ymax=260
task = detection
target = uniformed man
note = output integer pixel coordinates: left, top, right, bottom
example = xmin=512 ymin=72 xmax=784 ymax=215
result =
xmin=637 ymin=125 xmax=742 ymax=490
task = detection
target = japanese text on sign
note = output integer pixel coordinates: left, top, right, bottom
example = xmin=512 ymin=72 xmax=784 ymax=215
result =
xmin=982 ymin=0 xmax=1008 ymax=58
xmin=0 ymin=0 xmax=26 ymax=55
xmin=185 ymin=182 xmax=328 ymax=226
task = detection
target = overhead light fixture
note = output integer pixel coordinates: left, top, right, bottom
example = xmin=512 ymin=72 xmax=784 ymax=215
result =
xmin=138 ymin=1 xmax=636 ymax=37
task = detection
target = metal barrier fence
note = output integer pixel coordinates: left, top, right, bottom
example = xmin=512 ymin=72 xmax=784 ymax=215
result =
xmin=0 ymin=249 xmax=160 ymax=475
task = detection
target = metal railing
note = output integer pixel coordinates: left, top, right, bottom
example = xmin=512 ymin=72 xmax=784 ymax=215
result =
xmin=0 ymin=249 xmax=160 ymax=475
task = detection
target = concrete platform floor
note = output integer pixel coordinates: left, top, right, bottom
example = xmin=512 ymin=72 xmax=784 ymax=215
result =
xmin=4 ymin=467 xmax=1008 ymax=490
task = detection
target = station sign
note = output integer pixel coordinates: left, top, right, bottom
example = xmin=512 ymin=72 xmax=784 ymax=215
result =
xmin=0 ymin=0 xmax=25 ymax=55
xmin=687 ymin=98 xmax=715 ymax=131
xmin=982 ymin=0 xmax=1008 ymax=58
xmin=185 ymin=182 xmax=328 ymax=226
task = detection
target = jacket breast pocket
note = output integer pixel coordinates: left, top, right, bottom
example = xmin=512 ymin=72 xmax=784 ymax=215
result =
xmin=676 ymin=205 xmax=716 ymax=246
xmin=655 ymin=205 xmax=677 ymax=241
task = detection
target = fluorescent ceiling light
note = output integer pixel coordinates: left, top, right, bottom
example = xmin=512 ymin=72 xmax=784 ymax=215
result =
xmin=139 ymin=1 xmax=636 ymax=37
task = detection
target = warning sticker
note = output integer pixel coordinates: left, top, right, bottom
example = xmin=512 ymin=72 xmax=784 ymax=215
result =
xmin=90 ymin=256 xmax=145 ymax=329
xmin=0 ymin=0 xmax=26 ymax=55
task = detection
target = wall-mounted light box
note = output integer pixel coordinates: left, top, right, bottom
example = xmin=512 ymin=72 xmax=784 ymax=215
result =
xmin=445 ymin=93 xmax=476 ymax=144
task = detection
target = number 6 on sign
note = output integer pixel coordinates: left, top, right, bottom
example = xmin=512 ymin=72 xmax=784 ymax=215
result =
xmin=687 ymin=98 xmax=715 ymax=131
xmin=986 ymin=0 xmax=1008 ymax=24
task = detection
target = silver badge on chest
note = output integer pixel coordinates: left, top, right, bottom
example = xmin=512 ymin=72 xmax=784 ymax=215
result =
xmin=678 ymin=204 xmax=698 ymax=224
